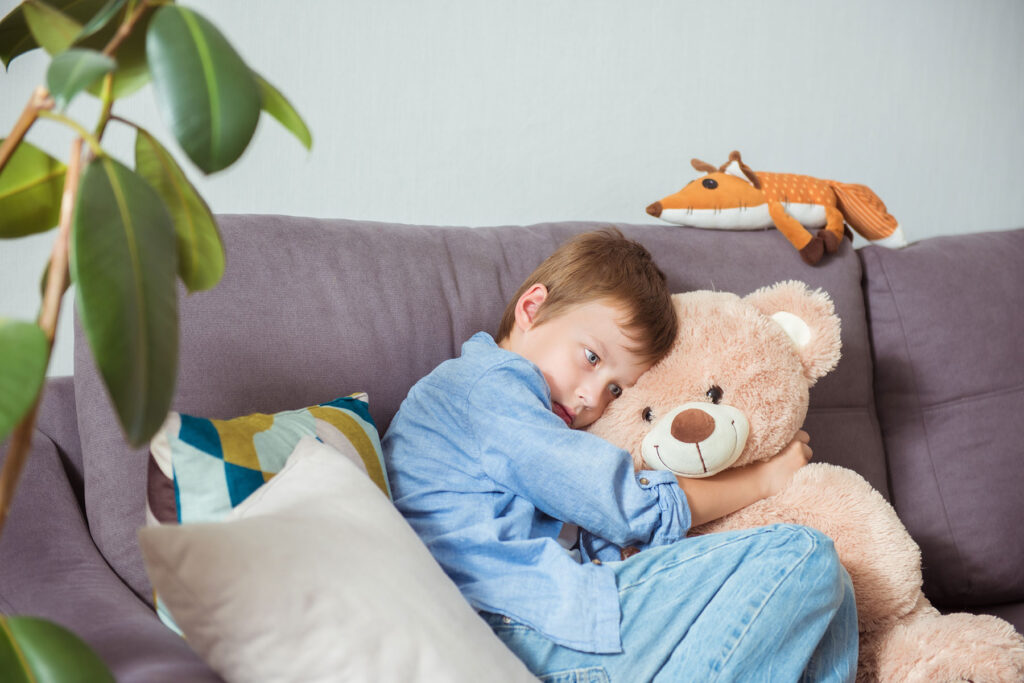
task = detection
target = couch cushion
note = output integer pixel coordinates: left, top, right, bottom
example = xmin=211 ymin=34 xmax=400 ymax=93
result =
xmin=74 ymin=217 xmax=885 ymax=600
xmin=861 ymin=228 xmax=1024 ymax=609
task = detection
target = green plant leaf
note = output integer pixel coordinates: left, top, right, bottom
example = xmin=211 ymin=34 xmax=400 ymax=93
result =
xmin=0 ymin=616 xmax=115 ymax=683
xmin=255 ymin=72 xmax=312 ymax=150
xmin=135 ymin=128 xmax=225 ymax=292
xmin=71 ymin=155 xmax=178 ymax=446
xmin=79 ymin=0 xmax=153 ymax=99
xmin=0 ymin=139 xmax=67 ymax=239
xmin=1 ymin=0 xmax=111 ymax=69
xmin=146 ymin=6 xmax=260 ymax=174
xmin=0 ymin=6 xmax=37 ymax=70
xmin=77 ymin=0 xmax=126 ymax=40
xmin=0 ymin=320 xmax=48 ymax=443
xmin=22 ymin=0 xmax=83 ymax=56
xmin=2 ymin=0 xmax=146 ymax=93
xmin=47 ymin=47 xmax=116 ymax=109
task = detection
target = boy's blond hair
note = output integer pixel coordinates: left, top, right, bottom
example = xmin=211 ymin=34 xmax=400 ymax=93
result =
xmin=497 ymin=228 xmax=678 ymax=364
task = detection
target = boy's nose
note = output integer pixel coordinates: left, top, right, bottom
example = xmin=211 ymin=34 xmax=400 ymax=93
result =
xmin=578 ymin=379 xmax=603 ymax=405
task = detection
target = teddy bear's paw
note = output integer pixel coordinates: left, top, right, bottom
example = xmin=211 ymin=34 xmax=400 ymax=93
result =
xmin=872 ymin=611 xmax=1024 ymax=683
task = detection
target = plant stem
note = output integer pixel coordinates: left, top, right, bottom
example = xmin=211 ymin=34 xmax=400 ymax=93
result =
xmin=39 ymin=138 xmax=81 ymax=345
xmin=93 ymin=73 xmax=115 ymax=140
xmin=0 ymin=87 xmax=54 ymax=178
xmin=0 ymin=138 xmax=83 ymax=542
xmin=103 ymin=0 xmax=152 ymax=58
xmin=92 ymin=0 xmax=154 ymax=139
xmin=37 ymin=110 xmax=104 ymax=157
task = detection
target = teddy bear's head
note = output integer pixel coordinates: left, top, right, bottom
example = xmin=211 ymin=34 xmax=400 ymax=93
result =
xmin=587 ymin=281 xmax=841 ymax=476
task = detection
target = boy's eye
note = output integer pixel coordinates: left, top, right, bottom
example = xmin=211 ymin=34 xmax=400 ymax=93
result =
xmin=584 ymin=348 xmax=599 ymax=365
xmin=609 ymin=384 xmax=622 ymax=399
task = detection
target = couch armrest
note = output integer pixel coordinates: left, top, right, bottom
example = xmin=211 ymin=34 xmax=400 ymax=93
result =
xmin=0 ymin=430 xmax=221 ymax=682
xmin=34 ymin=376 xmax=84 ymax=509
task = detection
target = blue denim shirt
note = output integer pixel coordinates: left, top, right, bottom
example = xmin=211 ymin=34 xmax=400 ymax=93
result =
xmin=382 ymin=332 xmax=691 ymax=653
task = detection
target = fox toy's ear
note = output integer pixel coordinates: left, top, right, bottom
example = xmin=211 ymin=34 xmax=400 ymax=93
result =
xmin=691 ymin=158 xmax=718 ymax=173
xmin=744 ymin=281 xmax=842 ymax=384
xmin=722 ymin=159 xmax=752 ymax=185
xmin=720 ymin=150 xmax=762 ymax=190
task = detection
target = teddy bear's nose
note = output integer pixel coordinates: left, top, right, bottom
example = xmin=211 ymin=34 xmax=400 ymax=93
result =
xmin=646 ymin=201 xmax=662 ymax=218
xmin=671 ymin=409 xmax=715 ymax=443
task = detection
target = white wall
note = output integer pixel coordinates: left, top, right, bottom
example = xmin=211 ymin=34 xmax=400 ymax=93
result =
xmin=2 ymin=0 xmax=1023 ymax=376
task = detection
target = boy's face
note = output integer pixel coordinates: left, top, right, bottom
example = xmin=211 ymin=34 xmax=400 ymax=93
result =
xmin=501 ymin=286 xmax=651 ymax=429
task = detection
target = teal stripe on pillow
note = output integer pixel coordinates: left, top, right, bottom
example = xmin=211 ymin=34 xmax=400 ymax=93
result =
xmin=226 ymin=461 xmax=268 ymax=508
xmin=323 ymin=394 xmax=373 ymax=422
xmin=179 ymin=413 xmax=223 ymax=459
xmin=172 ymin=440 xmax=233 ymax=524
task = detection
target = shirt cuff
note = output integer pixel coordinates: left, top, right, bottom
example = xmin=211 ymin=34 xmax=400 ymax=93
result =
xmin=637 ymin=469 xmax=691 ymax=545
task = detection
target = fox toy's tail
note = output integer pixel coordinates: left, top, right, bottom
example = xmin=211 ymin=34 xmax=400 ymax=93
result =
xmin=829 ymin=182 xmax=906 ymax=246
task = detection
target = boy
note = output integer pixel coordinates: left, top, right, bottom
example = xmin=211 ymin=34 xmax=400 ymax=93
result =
xmin=382 ymin=228 xmax=857 ymax=681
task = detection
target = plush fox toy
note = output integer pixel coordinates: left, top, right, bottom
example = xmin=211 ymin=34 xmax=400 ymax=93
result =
xmin=646 ymin=151 xmax=907 ymax=265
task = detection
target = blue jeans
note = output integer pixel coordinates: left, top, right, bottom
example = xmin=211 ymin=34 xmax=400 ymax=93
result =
xmin=485 ymin=524 xmax=857 ymax=682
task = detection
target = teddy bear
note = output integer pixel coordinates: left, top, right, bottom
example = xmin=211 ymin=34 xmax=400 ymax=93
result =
xmin=586 ymin=281 xmax=1024 ymax=681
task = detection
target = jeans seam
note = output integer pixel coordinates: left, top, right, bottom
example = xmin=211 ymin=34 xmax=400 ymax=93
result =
xmin=617 ymin=526 xmax=787 ymax=594
xmin=709 ymin=526 xmax=822 ymax=682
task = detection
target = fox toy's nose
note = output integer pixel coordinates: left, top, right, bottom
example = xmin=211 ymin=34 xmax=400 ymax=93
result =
xmin=646 ymin=201 xmax=662 ymax=218
xmin=671 ymin=409 xmax=715 ymax=443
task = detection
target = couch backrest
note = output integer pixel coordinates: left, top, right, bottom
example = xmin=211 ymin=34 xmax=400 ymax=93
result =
xmin=861 ymin=228 xmax=1024 ymax=611
xmin=74 ymin=216 xmax=885 ymax=600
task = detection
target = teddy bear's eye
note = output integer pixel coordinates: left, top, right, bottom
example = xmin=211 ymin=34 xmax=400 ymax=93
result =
xmin=641 ymin=407 xmax=654 ymax=423
xmin=706 ymin=385 xmax=724 ymax=404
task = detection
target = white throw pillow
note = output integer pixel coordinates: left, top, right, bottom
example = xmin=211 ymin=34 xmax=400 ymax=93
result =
xmin=138 ymin=436 xmax=536 ymax=683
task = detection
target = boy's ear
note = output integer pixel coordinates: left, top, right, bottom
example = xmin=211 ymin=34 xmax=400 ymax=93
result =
xmin=515 ymin=283 xmax=549 ymax=331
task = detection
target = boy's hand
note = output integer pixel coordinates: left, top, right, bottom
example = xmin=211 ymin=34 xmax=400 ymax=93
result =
xmin=759 ymin=430 xmax=812 ymax=499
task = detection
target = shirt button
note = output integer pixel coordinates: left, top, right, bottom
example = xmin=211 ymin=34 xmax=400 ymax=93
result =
xmin=639 ymin=477 xmax=650 ymax=485
xmin=502 ymin=616 xmax=512 ymax=624
xmin=591 ymin=558 xmax=602 ymax=565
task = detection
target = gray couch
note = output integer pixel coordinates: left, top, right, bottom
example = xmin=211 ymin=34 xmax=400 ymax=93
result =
xmin=2 ymin=215 xmax=1022 ymax=680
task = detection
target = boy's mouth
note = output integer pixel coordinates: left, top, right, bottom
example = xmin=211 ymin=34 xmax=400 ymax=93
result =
xmin=552 ymin=402 xmax=574 ymax=428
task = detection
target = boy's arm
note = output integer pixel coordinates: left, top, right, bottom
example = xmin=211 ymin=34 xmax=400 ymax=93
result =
xmin=468 ymin=365 xmax=690 ymax=546
xmin=677 ymin=431 xmax=812 ymax=527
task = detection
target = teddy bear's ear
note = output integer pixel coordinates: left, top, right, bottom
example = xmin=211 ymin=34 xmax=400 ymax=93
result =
xmin=744 ymin=280 xmax=842 ymax=385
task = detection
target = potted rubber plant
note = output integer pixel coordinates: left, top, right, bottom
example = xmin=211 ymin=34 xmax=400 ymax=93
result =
xmin=0 ymin=1 xmax=311 ymax=678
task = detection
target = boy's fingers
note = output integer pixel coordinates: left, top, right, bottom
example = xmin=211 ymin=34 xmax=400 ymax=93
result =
xmin=795 ymin=429 xmax=810 ymax=443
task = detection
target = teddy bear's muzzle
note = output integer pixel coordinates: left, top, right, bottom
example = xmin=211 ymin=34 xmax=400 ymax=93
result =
xmin=640 ymin=403 xmax=750 ymax=478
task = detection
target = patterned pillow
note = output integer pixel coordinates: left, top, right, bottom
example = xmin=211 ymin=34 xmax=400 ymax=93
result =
xmin=145 ymin=392 xmax=388 ymax=633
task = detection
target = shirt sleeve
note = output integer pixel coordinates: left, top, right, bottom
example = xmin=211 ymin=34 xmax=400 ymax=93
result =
xmin=466 ymin=361 xmax=691 ymax=548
